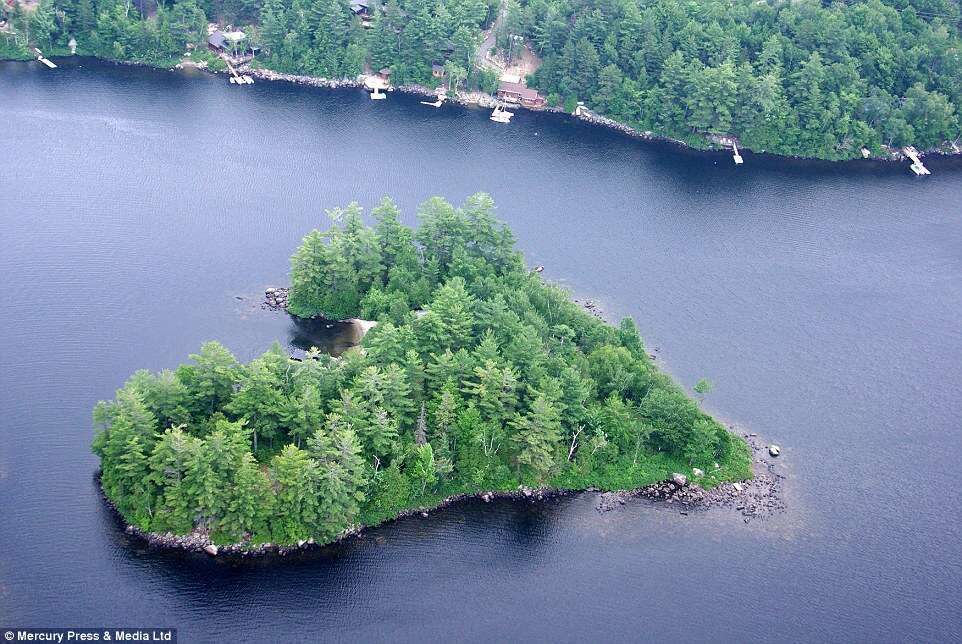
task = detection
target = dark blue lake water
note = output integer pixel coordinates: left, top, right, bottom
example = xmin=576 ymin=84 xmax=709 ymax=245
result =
xmin=1 ymin=58 xmax=961 ymax=642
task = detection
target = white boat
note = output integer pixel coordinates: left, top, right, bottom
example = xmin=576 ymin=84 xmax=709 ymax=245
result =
xmin=34 ymin=48 xmax=57 ymax=69
xmin=420 ymin=94 xmax=446 ymax=108
xmin=903 ymin=147 xmax=930 ymax=175
xmin=490 ymin=103 xmax=513 ymax=123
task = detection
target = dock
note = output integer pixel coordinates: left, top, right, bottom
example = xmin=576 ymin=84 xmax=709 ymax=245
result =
xmin=224 ymin=58 xmax=253 ymax=85
xmin=34 ymin=48 xmax=57 ymax=69
xmin=902 ymin=146 xmax=931 ymax=176
xmin=732 ymin=142 xmax=744 ymax=165
xmin=363 ymin=74 xmax=389 ymax=100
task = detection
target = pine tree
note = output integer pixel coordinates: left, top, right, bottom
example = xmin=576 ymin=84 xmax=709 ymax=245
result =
xmin=175 ymin=341 xmax=240 ymax=419
xmin=286 ymin=383 xmax=326 ymax=447
xmin=511 ymin=392 xmax=560 ymax=481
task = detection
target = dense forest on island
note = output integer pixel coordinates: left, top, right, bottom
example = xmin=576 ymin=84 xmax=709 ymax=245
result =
xmin=92 ymin=194 xmax=750 ymax=546
xmin=3 ymin=0 xmax=960 ymax=158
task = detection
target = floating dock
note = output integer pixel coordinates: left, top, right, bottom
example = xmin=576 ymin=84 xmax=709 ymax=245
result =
xmin=370 ymin=87 xmax=386 ymax=100
xmin=224 ymin=59 xmax=253 ymax=85
xmin=732 ymin=142 xmax=743 ymax=165
xmin=902 ymin=146 xmax=931 ymax=176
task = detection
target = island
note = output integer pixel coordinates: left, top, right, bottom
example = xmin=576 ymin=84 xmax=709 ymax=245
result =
xmin=92 ymin=194 xmax=752 ymax=551
xmin=3 ymin=0 xmax=960 ymax=162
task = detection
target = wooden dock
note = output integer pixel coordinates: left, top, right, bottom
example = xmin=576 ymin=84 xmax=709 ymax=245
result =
xmin=902 ymin=147 xmax=931 ymax=176
xmin=224 ymin=58 xmax=253 ymax=85
xmin=732 ymin=142 xmax=744 ymax=165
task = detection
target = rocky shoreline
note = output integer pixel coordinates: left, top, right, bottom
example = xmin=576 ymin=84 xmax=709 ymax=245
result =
xmin=235 ymin=62 xmax=957 ymax=164
xmin=105 ymin=434 xmax=782 ymax=558
xmin=112 ymin=485 xmax=572 ymax=557
xmin=595 ymin=434 xmax=785 ymax=522
xmin=5 ymin=55 xmax=958 ymax=163
xmin=238 ymin=64 xmax=698 ymax=149
xmin=263 ymin=286 xmax=289 ymax=311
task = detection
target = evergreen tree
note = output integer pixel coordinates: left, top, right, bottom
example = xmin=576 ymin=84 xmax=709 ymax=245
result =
xmin=510 ymin=392 xmax=560 ymax=481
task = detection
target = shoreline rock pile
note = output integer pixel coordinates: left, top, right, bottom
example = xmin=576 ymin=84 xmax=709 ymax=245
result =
xmin=243 ymin=66 xmax=363 ymax=90
xmin=596 ymin=434 xmax=786 ymax=522
xmin=264 ymin=287 xmax=289 ymax=311
xmin=573 ymin=298 xmax=609 ymax=323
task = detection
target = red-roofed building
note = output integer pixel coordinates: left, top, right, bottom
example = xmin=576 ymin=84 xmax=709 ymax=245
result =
xmin=497 ymin=81 xmax=546 ymax=108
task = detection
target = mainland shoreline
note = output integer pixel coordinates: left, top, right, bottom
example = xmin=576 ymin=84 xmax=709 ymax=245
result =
xmin=237 ymin=62 xmax=960 ymax=165
xmin=7 ymin=54 xmax=960 ymax=166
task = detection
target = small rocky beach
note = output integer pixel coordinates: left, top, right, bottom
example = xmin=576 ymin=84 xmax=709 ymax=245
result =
xmin=595 ymin=434 xmax=785 ymax=522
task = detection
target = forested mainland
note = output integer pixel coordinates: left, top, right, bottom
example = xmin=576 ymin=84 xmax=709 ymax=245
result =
xmin=3 ymin=0 xmax=961 ymax=159
xmin=92 ymin=194 xmax=751 ymax=547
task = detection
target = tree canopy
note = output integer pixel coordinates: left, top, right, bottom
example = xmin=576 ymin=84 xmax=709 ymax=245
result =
xmin=521 ymin=0 xmax=962 ymax=158
xmin=93 ymin=194 xmax=750 ymax=547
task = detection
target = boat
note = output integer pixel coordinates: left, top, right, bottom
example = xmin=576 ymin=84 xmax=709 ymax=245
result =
xmin=490 ymin=103 xmax=513 ymax=123
xmin=34 ymin=48 xmax=57 ymax=69
xmin=420 ymin=93 xmax=446 ymax=108
xmin=903 ymin=146 xmax=931 ymax=176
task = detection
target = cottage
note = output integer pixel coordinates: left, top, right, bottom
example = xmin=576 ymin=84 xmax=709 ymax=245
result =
xmin=350 ymin=0 xmax=370 ymax=16
xmin=432 ymin=64 xmax=445 ymax=79
xmin=207 ymin=30 xmax=227 ymax=52
xmin=210 ymin=29 xmax=254 ymax=56
xmin=377 ymin=68 xmax=392 ymax=82
xmin=496 ymin=81 xmax=545 ymax=108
